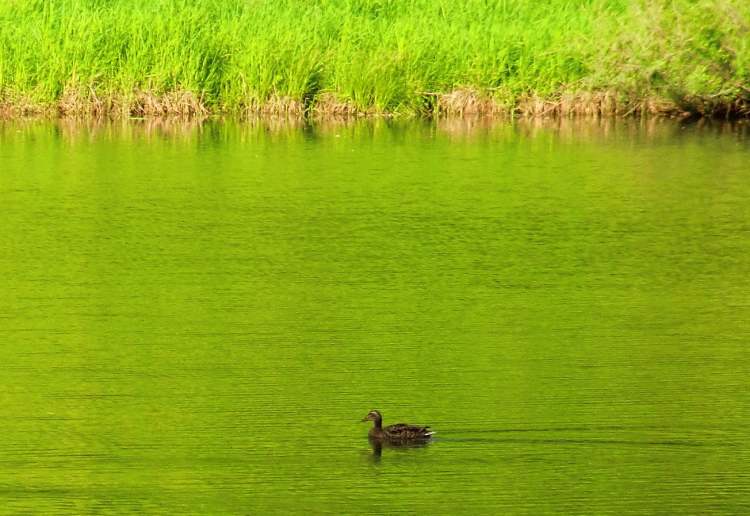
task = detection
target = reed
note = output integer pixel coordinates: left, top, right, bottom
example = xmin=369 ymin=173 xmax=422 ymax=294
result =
xmin=0 ymin=0 xmax=748 ymax=118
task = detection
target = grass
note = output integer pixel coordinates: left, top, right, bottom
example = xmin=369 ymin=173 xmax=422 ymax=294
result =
xmin=0 ymin=0 xmax=748 ymax=118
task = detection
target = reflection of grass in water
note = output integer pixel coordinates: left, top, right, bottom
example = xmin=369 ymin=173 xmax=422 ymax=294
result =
xmin=0 ymin=0 xmax=748 ymax=117
xmin=2 ymin=117 xmax=746 ymax=149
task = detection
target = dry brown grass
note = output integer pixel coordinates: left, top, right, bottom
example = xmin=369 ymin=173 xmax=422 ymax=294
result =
xmin=59 ymin=89 xmax=211 ymax=117
xmin=516 ymin=92 xmax=688 ymax=118
xmin=1 ymin=87 xmax=745 ymax=120
xmin=0 ymin=93 xmax=50 ymax=118
xmin=310 ymin=93 xmax=365 ymax=118
xmin=434 ymin=89 xmax=695 ymax=119
xmin=239 ymin=95 xmax=305 ymax=117
xmin=434 ymin=89 xmax=506 ymax=117
xmin=130 ymin=91 xmax=209 ymax=117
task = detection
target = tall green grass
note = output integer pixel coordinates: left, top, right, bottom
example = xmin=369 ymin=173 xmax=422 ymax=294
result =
xmin=0 ymin=0 xmax=748 ymax=116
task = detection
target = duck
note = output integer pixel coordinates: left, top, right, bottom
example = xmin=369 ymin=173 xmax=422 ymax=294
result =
xmin=361 ymin=409 xmax=434 ymax=442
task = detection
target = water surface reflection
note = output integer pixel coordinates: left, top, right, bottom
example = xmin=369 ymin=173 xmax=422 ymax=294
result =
xmin=1 ymin=118 xmax=748 ymax=514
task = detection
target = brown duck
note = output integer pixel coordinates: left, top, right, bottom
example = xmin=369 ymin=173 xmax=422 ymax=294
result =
xmin=361 ymin=410 xmax=434 ymax=442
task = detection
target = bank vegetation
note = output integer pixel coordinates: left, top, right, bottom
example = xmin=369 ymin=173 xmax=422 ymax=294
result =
xmin=1 ymin=0 xmax=748 ymax=118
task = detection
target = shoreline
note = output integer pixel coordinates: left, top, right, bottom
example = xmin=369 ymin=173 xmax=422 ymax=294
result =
xmin=2 ymin=88 xmax=747 ymax=120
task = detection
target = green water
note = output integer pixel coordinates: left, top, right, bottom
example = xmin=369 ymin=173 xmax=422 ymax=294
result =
xmin=1 ymin=119 xmax=749 ymax=514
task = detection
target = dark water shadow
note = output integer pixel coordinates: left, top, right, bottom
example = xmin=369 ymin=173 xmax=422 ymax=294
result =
xmin=434 ymin=436 xmax=725 ymax=447
xmin=442 ymin=425 xmax=671 ymax=434
xmin=368 ymin=438 xmax=432 ymax=462
xmin=435 ymin=428 xmax=738 ymax=448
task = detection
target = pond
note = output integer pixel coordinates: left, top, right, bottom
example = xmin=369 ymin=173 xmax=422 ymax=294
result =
xmin=1 ymin=118 xmax=749 ymax=514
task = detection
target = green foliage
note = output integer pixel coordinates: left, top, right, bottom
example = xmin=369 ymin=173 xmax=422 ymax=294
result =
xmin=0 ymin=0 xmax=747 ymax=115
xmin=593 ymin=0 xmax=750 ymax=113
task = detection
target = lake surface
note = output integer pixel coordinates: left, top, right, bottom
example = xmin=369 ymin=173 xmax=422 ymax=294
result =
xmin=1 ymin=118 xmax=749 ymax=514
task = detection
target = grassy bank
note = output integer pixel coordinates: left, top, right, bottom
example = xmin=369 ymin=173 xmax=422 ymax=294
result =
xmin=1 ymin=0 xmax=748 ymax=118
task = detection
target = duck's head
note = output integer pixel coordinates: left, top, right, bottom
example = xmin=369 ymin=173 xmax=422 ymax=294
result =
xmin=361 ymin=409 xmax=382 ymax=422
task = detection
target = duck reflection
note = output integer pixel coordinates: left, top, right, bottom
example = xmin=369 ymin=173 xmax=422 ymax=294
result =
xmin=369 ymin=436 xmax=432 ymax=459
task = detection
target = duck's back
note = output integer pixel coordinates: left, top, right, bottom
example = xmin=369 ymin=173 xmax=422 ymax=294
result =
xmin=384 ymin=423 xmax=433 ymax=441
